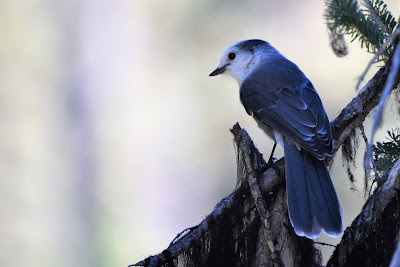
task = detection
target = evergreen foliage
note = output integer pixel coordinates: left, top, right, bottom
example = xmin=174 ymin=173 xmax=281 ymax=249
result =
xmin=370 ymin=0 xmax=397 ymax=33
xmin=325 ymin=0 xmax=397 ymax=61
xmin=373 ymin=128 xmax=400 ymax=177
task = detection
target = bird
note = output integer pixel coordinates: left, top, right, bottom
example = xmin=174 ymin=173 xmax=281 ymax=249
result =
xmin=209 ymin=39 xmax=342 ymax=239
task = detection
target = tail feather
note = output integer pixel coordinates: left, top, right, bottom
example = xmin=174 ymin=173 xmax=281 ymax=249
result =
xmin=284 ymin=139 xmax=342 ymax=239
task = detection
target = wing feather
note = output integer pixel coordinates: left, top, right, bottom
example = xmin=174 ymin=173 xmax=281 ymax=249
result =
xmin=240 ymin=80 xmax=333 ymax=160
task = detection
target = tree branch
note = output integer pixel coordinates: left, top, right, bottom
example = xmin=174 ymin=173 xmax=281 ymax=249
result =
xmin=363 ymin=0 xmax=389 ymax=34
xmin=330 ymin=53 xmax=400 ymax=159
xmin=327 ymin=158 xmax=400 ymax=266
xmin=364 ymin=43 xmax=400 ymax=179
xmin=131 ymin=124 xmax=316 ymax=267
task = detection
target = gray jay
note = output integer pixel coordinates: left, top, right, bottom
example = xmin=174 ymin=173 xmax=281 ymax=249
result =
xmin=209 ymin=39 xmax=342 ymax=239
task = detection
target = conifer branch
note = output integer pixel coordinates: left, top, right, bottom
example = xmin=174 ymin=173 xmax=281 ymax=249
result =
xmin=362 ymin=0 xmax=389 ymax=34
xmin=356 ymin=28 xmax=400 ymax=91
xmin=373 ymin=128 xmax=400 ymax=177
xmin=325 ymin=0 xmax=397 ymax=61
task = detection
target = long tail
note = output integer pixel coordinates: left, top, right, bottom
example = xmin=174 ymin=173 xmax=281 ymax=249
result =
xmin=283 ymin=139 xmax=343 ymax=239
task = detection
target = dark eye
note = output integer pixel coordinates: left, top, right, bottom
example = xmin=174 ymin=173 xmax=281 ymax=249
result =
xmin=228 ymin=52 xmax=236 ymax=60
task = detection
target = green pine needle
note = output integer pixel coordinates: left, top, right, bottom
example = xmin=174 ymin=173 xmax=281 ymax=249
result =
xmin=325 ymin=0 xmax=397 ymax=61
xmin=373 ymin=128 xmax=400 ymax=177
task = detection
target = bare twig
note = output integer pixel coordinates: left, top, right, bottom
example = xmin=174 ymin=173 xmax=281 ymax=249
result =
xmin=362 ymin=0 xmax=389 ymax=34
xmin=356 ymin=28 xmax=400 ymax=91
xmin=364 ymin=44 xmax=400 ymax=187
xmin=169 ymin=226 xmax=198 ymax=246
xmin=330 ymin=59 xmax=399 ymax=160
xmin=313 ymin=241 xmax=336 ymax=248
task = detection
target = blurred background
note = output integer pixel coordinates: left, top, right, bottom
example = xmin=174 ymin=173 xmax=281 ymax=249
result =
xmin=0 ymin=0 xmax=399 ymax=266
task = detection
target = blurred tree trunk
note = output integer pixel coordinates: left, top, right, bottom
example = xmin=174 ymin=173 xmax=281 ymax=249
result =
xmin=56 ymin=1 xmax=98 ymax=266
xmin=131 ymin=43 xmax=400 ymax=267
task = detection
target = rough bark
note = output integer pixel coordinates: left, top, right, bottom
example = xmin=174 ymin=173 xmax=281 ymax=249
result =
xmin=330 ymin=59 xmax=400 ymax=158
xmin=327 ymin=158 xmax=400 ymax=267
xmin=131 ymin=124 xmax=317 ymax=267
xmin=130 ymin=46 xmax=400 ymax=267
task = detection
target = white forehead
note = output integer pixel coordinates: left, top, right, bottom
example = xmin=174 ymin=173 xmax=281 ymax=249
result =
xmin=218 ymin=42 xmax=252 ymax=63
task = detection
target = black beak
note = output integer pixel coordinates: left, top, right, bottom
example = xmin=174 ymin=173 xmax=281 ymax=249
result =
xmin=209 ymin=64 xmax=228 ymax=76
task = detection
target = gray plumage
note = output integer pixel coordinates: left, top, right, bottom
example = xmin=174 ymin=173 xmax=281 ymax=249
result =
xmin=210 ymin=39 xmax=343 ymax=239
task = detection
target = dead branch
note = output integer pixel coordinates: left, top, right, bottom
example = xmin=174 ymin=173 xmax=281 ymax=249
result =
xmin=131 ymin=124 xmax=316 ymax=267
xmin=330 ymin=55 xmax=400 ymax=159
xmin=327 ymin=158 xmax=400 ymax=266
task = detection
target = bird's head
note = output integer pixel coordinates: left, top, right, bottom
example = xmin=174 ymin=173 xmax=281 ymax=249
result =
xmin=209 ymin=39 xmax=275 ymax=85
